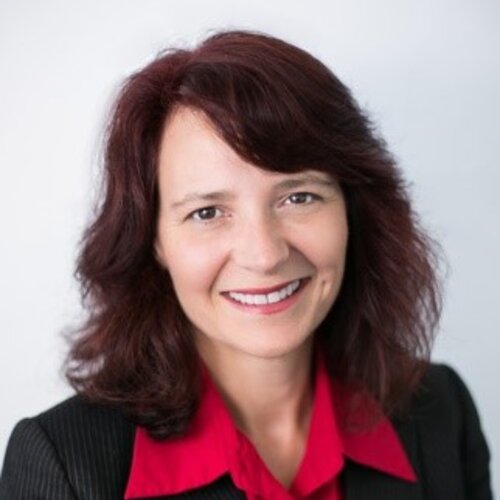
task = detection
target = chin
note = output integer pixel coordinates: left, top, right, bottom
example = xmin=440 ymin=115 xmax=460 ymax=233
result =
xmin=235 ymin=335 xmax=313 ymax=360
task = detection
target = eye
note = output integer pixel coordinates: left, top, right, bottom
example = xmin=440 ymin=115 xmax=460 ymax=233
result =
xmin=188 ymin=206 xmax=222 ymax=222
xmin=285 ymin=192 xmax=322 ymax=205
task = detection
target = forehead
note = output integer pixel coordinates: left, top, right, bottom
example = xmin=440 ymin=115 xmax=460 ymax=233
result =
xmin=159 ymin=106 xmax=241 ymax=170
xmin=158 ymin=106 xmax=334 ymax=187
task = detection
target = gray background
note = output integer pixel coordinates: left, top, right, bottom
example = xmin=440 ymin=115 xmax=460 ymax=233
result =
xmin=1 ymin=0 xmax=498 ymax=494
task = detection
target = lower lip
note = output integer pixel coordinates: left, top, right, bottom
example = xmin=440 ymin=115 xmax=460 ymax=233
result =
xmin=221 ymin=278 xmax=310 ymax=315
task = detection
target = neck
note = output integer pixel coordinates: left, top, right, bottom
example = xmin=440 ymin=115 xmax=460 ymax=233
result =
xmin=196 ymin=337 xmax=315 ymax=441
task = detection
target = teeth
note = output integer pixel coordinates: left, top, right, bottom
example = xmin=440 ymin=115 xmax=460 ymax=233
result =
xmin=228 ymin=280 xmax=301 ymax=305
xmin=267 ymin=291 xmax=281 ymax=304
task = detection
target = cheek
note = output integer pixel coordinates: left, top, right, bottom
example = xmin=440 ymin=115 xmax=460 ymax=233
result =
xmin=164 ymin=237 xmax=226 ymax=296
xmin=301 ymin=214 xmax=348 ymax=273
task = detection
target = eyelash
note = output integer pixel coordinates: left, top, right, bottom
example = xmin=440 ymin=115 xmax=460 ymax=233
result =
xmin=187 ymin=192 xmax=323 ymax=223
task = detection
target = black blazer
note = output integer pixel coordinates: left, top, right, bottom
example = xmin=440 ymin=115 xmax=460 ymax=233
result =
xmin=0 ymin=363 xmax=493 ymax=499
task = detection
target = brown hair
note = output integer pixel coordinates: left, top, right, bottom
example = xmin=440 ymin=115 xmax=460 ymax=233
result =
xmin=66 ymin=29 xmax=442 ymax=439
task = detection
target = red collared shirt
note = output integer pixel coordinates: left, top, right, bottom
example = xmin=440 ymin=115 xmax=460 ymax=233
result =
xmin=125 ymin=354 xmax=417 ymax=499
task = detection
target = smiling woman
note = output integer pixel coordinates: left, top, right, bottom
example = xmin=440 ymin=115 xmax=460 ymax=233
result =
xmin=155 ymin=106 xmax=349 ymax=365
xmin=0 ymin=30 xmax=492 ymax=499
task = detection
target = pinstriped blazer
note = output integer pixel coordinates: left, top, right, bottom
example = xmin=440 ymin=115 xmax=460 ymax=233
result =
xmin=0 ymin=364 xmax=493 ymax=499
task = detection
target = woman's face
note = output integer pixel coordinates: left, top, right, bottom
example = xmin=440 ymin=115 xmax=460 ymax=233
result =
xmin=155 ymin=106 xmax=348 ymax=363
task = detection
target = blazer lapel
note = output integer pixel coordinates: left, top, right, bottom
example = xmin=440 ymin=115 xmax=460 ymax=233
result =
xmin=343 ymin=460 xmax=423 ymax=500
xmin=344 ymin=412 xmax=424 ymax=500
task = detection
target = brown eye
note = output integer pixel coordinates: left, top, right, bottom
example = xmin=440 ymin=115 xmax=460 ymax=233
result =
xmin=286 ymin=192 xmax=321 ymax=205
xmin=190 ymin=206 xmax=220 ymax=221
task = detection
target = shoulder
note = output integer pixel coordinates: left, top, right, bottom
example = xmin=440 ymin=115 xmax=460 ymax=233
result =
xmin=398 ymin=362 xmax=492 ymax=499
xmin=1 ymin=395 xmax=135 ymax=500
xmin=411 ymin=362 xmax=487 ymax=435
xmin=36 ymin=393 xmax=135 ymax=448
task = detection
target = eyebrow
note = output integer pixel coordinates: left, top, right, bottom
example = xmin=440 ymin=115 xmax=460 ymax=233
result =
xmin=168 ymin=173 xmax=338 ymax=211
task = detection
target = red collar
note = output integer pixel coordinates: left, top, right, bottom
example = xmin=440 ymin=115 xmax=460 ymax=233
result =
xmin=125 ymin=355 xmax=417 ymax=499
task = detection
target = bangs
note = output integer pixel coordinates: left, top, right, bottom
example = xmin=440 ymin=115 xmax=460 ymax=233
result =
xmin=173 ymin=34 xmax=361 ymax=181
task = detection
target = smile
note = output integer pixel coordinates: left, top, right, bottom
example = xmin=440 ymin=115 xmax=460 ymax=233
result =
xmin=220 ymin=278 xmax=311 ymax=315
xmin=228 ymin=279 xmax=300 ymax=305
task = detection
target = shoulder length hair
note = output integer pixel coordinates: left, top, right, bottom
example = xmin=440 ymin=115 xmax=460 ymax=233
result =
xmin=66 ymin=29 xmax=442 ymax=439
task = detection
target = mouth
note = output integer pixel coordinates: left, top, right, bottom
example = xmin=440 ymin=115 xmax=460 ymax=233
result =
xmin=220 ymin=277 xmax=311 ymax=314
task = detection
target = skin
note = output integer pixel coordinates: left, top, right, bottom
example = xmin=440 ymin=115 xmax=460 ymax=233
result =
xmin=155 ymin=106 xmax=349 ymax=488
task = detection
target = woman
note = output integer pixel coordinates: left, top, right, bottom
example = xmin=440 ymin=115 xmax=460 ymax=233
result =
xmin=0 ymin=30 xmax=492 ymax=499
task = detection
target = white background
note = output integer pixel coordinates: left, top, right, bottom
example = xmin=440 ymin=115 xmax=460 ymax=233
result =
xmin=1 ymin=0 xmax=499 ymax=494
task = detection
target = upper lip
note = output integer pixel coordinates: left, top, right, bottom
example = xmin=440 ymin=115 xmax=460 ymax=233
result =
xmin=222 ymin=278 xmax=307 ymax=295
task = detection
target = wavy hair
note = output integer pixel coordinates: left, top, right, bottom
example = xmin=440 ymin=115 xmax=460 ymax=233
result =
xmin=66 ymin=29 xmax=443 ymax=439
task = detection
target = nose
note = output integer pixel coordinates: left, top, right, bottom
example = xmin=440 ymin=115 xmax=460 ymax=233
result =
xmin=232 ymin=212 xmax=290 ymax=274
